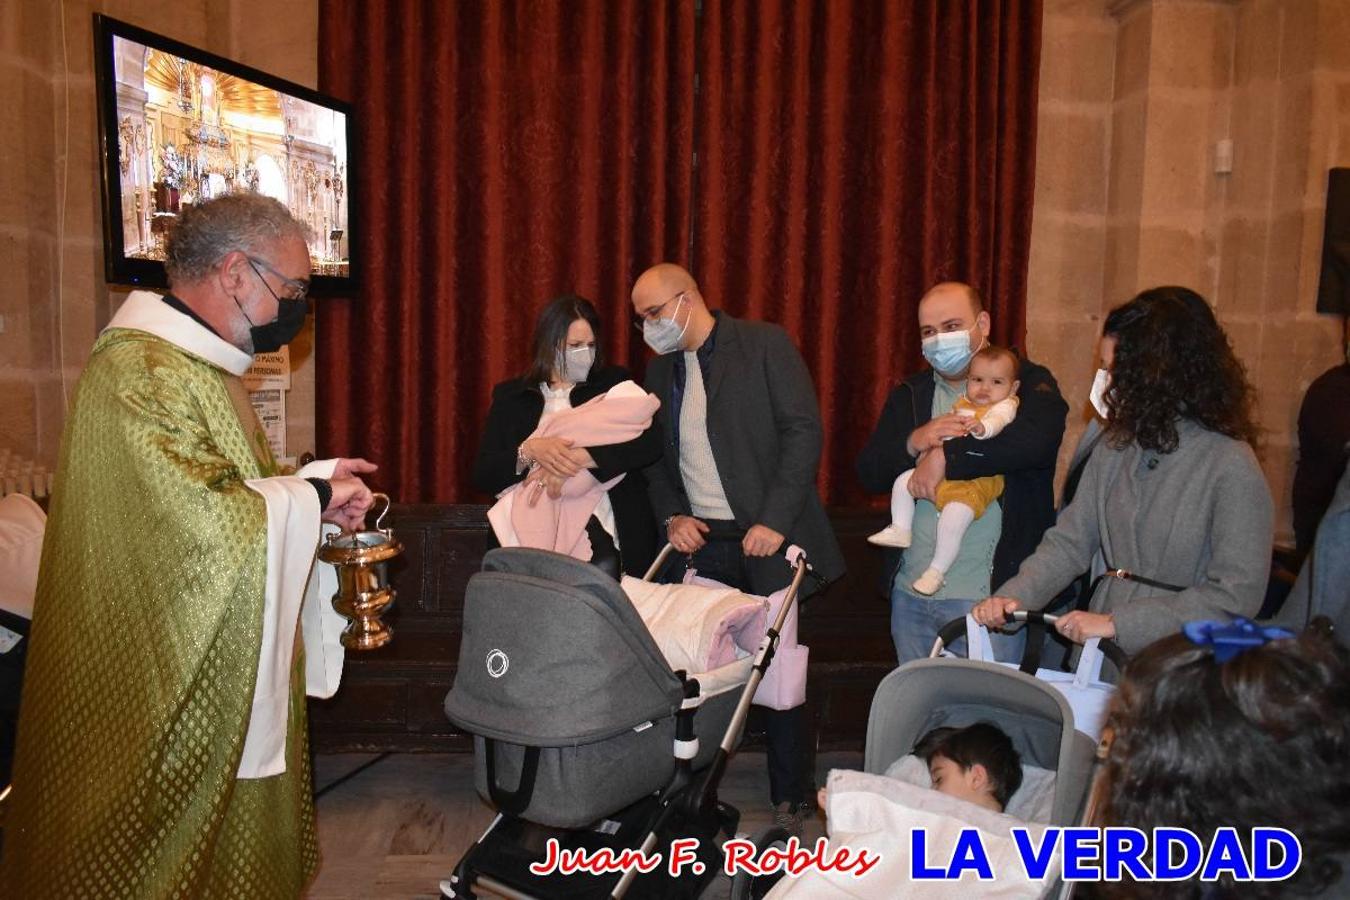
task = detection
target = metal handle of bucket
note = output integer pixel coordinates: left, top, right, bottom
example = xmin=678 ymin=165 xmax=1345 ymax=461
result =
xmin=324 ymin=492 xmax=393 ymax=544
xmin=932 ymin=610 xmax=1129 ymax=673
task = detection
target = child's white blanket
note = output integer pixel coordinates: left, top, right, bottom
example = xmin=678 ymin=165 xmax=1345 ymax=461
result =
xmin=766 ymin=770 xmax=1060 ymax=900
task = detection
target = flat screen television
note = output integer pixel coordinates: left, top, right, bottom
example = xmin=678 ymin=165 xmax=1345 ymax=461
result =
xmin=94 ymin=15 xmax=355 ymax=295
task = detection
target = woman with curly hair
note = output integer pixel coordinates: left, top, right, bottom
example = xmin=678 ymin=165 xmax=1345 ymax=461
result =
xmin=1090 ymin=622 xmax=1350 ymax=897
xmin=972 ymin=286 xmax=1273 ymax=657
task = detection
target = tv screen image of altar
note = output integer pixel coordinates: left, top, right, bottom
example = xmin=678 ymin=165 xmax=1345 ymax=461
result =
xmin=108 ymin=31 xmax=349 ymax=279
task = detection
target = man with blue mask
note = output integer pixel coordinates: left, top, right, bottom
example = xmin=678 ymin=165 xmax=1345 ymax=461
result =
xmin=632 ymin=262 xmax=845 ymax=838
xmin=856 ymin=282 xmax=1067 ymax=664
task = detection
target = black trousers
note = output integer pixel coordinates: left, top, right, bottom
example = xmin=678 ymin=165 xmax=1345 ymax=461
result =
xmin=659 ymin=526 xmax=811 ymax=807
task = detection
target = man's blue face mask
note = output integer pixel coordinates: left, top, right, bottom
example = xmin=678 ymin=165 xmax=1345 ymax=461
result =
xmin=921 ymin=327 xmax=978 ymax=377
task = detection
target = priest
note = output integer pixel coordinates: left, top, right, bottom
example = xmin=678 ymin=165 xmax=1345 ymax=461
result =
xmin=0 ymin=193 xmax=376 ymax=898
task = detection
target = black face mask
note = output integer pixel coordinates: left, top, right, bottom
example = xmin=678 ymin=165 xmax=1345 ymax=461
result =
xmin=236 ymin=295 xmax=308 ymax=353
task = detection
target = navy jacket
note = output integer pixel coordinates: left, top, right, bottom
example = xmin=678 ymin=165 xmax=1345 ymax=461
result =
xmin=855 ymin=356 xmax=1068 ymax=593
xmin=643 ymin=313 xmax=846 ymax=588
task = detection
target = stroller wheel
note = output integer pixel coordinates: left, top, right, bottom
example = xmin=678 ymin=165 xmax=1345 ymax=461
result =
xmin=727 ymin=826 xmax=792 ymax=900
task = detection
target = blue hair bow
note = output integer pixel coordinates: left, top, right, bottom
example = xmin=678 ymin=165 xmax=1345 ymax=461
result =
xmin=1182 ymin=617 xmax=1295 ymax=663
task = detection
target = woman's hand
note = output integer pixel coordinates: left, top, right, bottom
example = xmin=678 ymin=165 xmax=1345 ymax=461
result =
xmin=523 ymin=436 xmax=587 ymax=479
xmin=523 ymin=469 xmax=566 ymax=506
xmin=1054 ymin=611 xmax=1115 ymax=644
xmin=668 ymin=515 xmax=710 ymax=554
xmin=971 ymin=596 xmax=1021 ymax=628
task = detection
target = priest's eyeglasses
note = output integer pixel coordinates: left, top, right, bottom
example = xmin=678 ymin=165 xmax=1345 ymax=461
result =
xmin=247 ymin=256 xmax=311 ymax=303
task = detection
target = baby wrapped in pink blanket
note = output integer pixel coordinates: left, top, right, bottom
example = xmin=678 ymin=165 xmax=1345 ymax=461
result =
xmin=488 ymin=381 xmax=659 ymax=561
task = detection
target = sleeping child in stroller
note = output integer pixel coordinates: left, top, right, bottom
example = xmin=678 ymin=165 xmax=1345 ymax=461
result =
xmin=817 ymin=722 xmax=1023 ymax=817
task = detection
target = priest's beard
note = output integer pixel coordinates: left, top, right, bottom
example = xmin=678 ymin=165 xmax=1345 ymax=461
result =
xmin=229 ymin=312 xmax=255 ymax=355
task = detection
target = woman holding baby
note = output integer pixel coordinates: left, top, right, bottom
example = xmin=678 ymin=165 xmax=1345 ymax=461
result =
xmin=471 ymin=294 xmax=662 ymax=578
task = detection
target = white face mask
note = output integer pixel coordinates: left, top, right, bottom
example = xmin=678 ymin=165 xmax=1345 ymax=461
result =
xmin=642 ymin=295 xmax=690 ymax=355
xmin=558 ymin=345 xmax=595 ymax=384
xmin=1089 ymin=367 xmax=1111 ymax=419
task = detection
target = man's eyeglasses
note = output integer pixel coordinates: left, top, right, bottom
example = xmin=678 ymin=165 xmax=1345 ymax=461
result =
xmin=632 ymin=290 xmax=686 ymax=332
xmin=247 ymin=256 xmax=310 ymax=303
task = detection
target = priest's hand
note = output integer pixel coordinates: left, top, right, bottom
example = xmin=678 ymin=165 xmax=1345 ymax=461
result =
xmin=332 ymin=457 xmax=378 ymax=480
xmin=325 ymin=477 xmax=376 ymax=532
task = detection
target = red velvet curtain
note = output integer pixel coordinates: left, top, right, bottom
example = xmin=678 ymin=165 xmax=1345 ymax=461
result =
xmin=317 ymin=0 xmax=696 ymax=502
xmin=317 ymin=0 xmax=1041 ymax=505
xmin=693 ymin=0 xmax=1042 ymax=504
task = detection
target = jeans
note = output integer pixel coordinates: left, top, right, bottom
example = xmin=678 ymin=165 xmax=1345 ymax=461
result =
xmin=890 ymin=583 xmax=1026 ymax=666
xmin=659 ymin=527 xmax=809 ymax=806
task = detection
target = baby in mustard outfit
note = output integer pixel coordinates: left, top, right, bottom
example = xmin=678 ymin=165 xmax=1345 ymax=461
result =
xmin=868 ymin=346 xmax=1021 ymax=595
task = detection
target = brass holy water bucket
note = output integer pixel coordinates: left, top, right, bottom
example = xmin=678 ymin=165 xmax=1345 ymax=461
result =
xmin=317 ymin=493 xmax=402 ymax=651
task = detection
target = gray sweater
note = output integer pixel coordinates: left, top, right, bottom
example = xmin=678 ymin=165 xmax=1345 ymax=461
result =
xmin=997 ymin=419 xmax=1273 ymax=654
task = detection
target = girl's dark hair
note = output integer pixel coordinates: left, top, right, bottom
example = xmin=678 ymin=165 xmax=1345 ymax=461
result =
xmin=1095 ymin=628 xmax=1350 ymax=898
xmin=915 ymin=722 xmax=1024 ymax=809
xmin=1101 ymin=286 xmax=1258 ymax=453
xmin=523 ymin=294 xmax=604 ymax=386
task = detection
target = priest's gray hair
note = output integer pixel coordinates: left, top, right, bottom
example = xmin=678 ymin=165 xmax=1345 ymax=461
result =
xmin=164 ymin=192 xmax=309 ymax=285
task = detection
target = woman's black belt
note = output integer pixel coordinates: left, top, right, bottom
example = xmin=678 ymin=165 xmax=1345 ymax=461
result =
xmin=1090 ymin=564 xmax=1188 ymax=596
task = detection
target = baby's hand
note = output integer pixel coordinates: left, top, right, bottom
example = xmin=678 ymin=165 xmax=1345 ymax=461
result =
xmin=969 ymin=420 xmax=986 ymax=437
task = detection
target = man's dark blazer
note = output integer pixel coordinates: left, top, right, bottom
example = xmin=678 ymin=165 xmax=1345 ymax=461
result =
xmin=471 ymin=365 xmax=662 ymax=577
xmin=642 ymin=313 xmax=846 ymax=588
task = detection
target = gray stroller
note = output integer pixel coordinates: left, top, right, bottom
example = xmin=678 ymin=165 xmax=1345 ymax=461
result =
xmin=442 ymin=542 xmax=811 ymax=899
xmin=867 ymin=611 xmax=1129 ymax=825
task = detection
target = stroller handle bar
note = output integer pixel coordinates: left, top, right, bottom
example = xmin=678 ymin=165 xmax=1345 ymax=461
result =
xmin=932 ymin=610 xmax=1130 ymax=671
xmin=641 ymin=530 xmax=808 ymax=583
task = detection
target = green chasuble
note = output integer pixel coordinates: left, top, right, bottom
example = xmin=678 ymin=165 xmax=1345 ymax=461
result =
xmin=1 ymin=317 xmax=318 ymax=897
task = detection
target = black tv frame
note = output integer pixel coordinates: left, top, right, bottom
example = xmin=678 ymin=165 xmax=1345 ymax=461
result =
xmin=93 ymin=14 xmax=357 ymax=296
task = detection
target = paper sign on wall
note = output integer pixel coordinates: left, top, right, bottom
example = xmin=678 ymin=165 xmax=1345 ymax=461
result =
xmin=250 ymin=388 xmax=287 ymax=462
xmin=243 ymin=347 xmax=291 ymax=391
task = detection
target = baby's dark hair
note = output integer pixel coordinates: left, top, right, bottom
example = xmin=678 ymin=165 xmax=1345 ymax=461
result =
xmin=914 ymin=722 xmax=1024 ymax=809
xmin=972 ymin=344 xmax=1020 ymax=378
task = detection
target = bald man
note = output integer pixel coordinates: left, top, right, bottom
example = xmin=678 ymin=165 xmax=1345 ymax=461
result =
xmin=856 ymin=283 xmax=1067 ymax=664
xmin=631 ymin=263 xmax=844 ymax=836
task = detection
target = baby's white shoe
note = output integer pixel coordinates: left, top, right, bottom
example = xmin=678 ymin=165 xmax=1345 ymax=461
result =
xmin=867 ymin=525 xmax=912 ymax=548
xmin=911 ymin=568 xmax=945 ymax=595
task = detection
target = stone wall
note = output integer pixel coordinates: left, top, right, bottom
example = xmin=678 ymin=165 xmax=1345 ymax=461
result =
xmin=1026 ymin=0 xmax=1349 ymax=542
xmin=0 ymin=0 xmax=319 ymax=474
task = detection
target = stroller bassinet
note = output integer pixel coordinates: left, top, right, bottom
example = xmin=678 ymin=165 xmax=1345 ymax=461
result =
xmin=444 ymin=548 xmax=745 ymax=829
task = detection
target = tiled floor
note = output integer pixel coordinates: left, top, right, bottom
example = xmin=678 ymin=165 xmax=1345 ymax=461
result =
xmin=306 ymin=749 xmax=861 ymax=899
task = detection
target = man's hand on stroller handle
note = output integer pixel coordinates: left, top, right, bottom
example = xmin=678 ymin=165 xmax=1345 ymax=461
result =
xmin=665 ymin=518 xmax=786 ymax=558
xmin=668 ymin=515 xmax=711 ymax=553
xmin=742 ymin=524 xmax=785 ymax=557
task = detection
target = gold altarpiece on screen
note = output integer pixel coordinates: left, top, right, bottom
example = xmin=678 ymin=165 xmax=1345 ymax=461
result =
xmin=112 ymin=36 xmax=348 ymax=277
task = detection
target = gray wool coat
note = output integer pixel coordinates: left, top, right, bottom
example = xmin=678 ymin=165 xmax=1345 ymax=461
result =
xmin=996 ymin=419 xmax=1274 ymax=655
